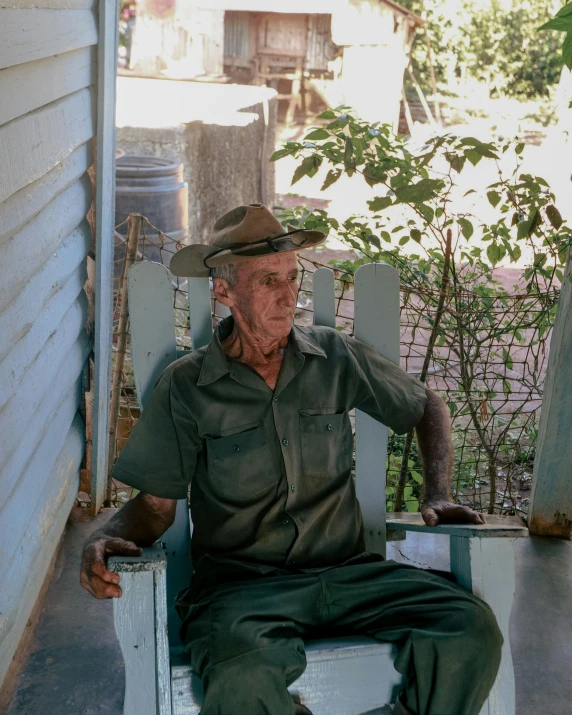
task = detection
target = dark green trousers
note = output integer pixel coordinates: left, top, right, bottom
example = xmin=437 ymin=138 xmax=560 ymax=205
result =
xmin=177 ymin=557 xmax=502 ymax=715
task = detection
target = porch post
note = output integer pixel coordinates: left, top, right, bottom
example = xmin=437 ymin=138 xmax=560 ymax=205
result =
xmin=91 ymin=0 xmax=119 ymax=513
xmin=528 ymin=249 xmax=572 ymax=538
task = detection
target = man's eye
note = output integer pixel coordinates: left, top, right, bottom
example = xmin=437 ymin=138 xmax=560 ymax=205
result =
xmin=263 ymin=278 xmax=272 ymax=285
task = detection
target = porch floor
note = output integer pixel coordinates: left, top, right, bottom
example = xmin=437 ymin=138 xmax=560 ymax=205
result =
xmin=6 ymin=508 xmax=572 ymax=715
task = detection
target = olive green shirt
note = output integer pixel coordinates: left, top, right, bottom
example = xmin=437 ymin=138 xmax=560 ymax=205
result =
xmin=113 ymin=317 xmax=427 ymax=575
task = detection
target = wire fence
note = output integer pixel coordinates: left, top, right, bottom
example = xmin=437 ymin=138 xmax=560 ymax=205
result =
xmin=108 ymin=214 xmax=558 ymax=518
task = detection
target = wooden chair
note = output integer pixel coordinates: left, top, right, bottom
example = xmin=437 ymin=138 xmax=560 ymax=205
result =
xmin=109 ymin=261 xmax=528 ymax=715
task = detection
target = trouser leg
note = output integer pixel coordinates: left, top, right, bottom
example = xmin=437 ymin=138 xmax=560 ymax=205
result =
xmin=322 ymin=559 xmax=503 ymax=715
xmin=178 ymin=571 xmax=321 ymax=715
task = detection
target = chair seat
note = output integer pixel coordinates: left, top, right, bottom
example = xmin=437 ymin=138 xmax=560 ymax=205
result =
xmin=171 ymin=636 xmax=402 ymax=715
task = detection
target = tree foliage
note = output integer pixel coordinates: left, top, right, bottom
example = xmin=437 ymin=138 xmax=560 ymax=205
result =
xmin=401 ymin=0 xmax=563 ymax=99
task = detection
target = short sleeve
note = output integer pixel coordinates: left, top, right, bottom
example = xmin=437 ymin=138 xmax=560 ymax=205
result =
xmin=111 ymin=369 xmax=199 ymax=499
xmin=346 ymin=334 xmax=427 ymax=434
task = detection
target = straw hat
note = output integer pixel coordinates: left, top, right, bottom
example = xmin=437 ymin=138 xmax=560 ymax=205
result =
xmin=169 ymin=204 xmax=326 ymax=278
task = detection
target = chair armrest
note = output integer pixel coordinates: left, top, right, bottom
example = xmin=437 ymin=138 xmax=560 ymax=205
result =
xmin=386 ymin=512 xmax=528 ymax=538
xmin=108 ymin=542 xmax=167 ymax=573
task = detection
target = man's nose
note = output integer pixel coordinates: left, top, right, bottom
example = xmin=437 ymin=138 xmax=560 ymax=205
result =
xmin=276 ymin=279 xmax=297 ymax=307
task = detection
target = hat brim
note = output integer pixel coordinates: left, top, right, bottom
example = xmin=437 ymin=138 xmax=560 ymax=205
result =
xmin=169 ymin=227 xmax=327 ymax=278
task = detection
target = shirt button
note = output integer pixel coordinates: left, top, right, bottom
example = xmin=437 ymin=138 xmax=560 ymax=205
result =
xmin=233 ymin=445 xmax=240 ymax=452
xmin=282 ymin=438 xmax=289 ymax=446
xmin=327 ymin=423 xmax=333 ymax=431
xmin=291 ymin=484 xmax=296 ymax=492
xmin=281 ymin=519 xmax=289 ymax=525
xmin=273 ymin=396 xmax=278 ymax=402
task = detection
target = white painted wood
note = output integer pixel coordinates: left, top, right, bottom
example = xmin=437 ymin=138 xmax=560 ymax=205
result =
xmin=0 ymin=261 xmax=87 ymax=410
xmin=0 ymin=296 xmax=87 ymax=469
xmin=110 ymin=546 xmax=171 ymax=715
xmin=0 ymin=224 xmax=90 ymax=361
xmin=529 ymin=249 xmax=572 ymax=537
xmin=0 ymin=0 xmax=94 ymax=8
xmin=0 ymin=390 xmax=83 ymax=586
xmin=386 ymin=513 xmax=528 ymax=538
xmin=0 ymin=46 xmax=95 ymax=127
xmin=128 ymin=262 xmax=178 ymax=409
xmin=171 ymin=639 xmax=401 ymax=715
xmin=0 ymin=414 xmax=84 ymax=688
xmin=91 ymin=0 xmax=119 ymax=512
xmin=0 ymin=9 xmax=97 ymax=70
xmin=354 ymin=263 xmax=400 ymax=556
xmin=450 ymin=537 xmax=517 ymax=715
xmin=0 ymin=328 xmax=89 ymax=510
xmin=0 ymin=89 xmax=94 ymax=205
xmin=0 ymin=178 xmax=91 ymax=314
xmin=114 ymin=571 xmax=162 ymax=715
xmin=0 ymin=141 xmax=93 ymax=244
xmin=128 ymin=262 xmax=192 ymax=646
xmin=188 ymin=277 xmax=213 ymax=350
xmin=312 ymin=267 xmax=336 ymax=328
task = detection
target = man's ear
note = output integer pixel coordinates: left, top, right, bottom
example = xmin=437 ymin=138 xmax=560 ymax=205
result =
xmin=213 ymin=278 xmax=235 ymax=308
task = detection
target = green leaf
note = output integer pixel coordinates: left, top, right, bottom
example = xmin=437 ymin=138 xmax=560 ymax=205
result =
xmin=344 ymin=137 xmax=353 ymax=167
xmin=418 ymin=203 xmax=434 ymax=222
xmin=291 ymin=155 xmax=322 ymax=185
xmin=517 ymin=220 xmax=532 ymax=240
xmin=410 ymin=470 xmax=423 ymax=484
xmin=321 ymin=168 xmax=342 ymax=191
xmin=558 ymin=246 xmax=570 ymax=265
xmin=464 ymin=148 xmax=482 ymax=166
xmin=410 ymin=229 xmax=422 ymax=243
xmin=445 ymin=152 xmax=466 ymax=173
xmin=512 ymin=244 xmax=522 ymax=261
xmin=503 ymin=379 xmax=511 ymax=396
xmin=305 ymin=128 xmax=330 ymax=141
xmin=270 ymin=147 xmax=294 ymax=162
xmin=545 ymin=205 xmax=563 ymax=229
xmin=534 ymin=252 xmax=547 ymax=268
xmin=459 ymin=217 xmax=473 ymax=239
xmin=487 ymin=190 xmax=501 ymax=208
xmin=399 ymin=236 xmax=410 ymax=246
xmin=380 ymin=231 xmax=391 ymax=243
xmin=502 ymin=348 xmax=513 ymax=371
xmin=487 ymin=242 xmax=502 ymax=266
xmin=367 ymin=234 xmax=381 ymax=249
xmin=394 ymin=178 xmax=443 ymax=204
xmin=515 ymin=143 xmax=525 ymax=155
xmin=363 ymin=163 xmax=387 ymax=187
xmin=317 ymin=109 xmax=336 ymax=119
xmin=368 ymin=196 xmax=393 ymax=211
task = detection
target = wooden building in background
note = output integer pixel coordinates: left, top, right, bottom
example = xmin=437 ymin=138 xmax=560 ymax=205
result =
xmin=128 ymin=0 xmax=422 ymax=130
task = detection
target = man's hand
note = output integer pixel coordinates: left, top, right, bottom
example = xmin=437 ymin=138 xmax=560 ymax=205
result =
xmin=80 ymin=537 xmax=142 ymax=599
xmin=421 ymin=500 xmax=485 ymax=527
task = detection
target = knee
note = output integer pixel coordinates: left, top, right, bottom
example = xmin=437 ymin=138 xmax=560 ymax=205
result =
xmin=462 ymin=601 xmax=504 ymax=662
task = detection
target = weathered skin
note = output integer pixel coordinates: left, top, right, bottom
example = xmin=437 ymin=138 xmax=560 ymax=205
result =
xmin=80 ymin=251 xmax=482 ymax=600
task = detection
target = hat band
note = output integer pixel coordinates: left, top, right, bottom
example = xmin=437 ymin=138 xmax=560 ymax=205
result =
xmin=203 ymin=228 xmax=307 ymax=269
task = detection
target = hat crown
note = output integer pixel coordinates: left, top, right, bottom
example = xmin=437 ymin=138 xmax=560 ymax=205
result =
xmin=209 ymin=204 xmax=284 ymax=248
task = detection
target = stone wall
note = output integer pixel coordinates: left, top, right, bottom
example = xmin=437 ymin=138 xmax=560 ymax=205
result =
xmin=116 ymin=77 xmax=277 ymax=243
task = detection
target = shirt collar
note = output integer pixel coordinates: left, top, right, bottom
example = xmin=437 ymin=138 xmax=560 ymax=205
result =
xmin=197 ymin=317 xmax=326 ymax=387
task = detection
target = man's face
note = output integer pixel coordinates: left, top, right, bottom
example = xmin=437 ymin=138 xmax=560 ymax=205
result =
xmin=216 ymin=252 xmax=299 ymax=340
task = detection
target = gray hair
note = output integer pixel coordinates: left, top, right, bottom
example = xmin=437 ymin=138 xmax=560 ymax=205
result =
xmin=211 ymin=262 xmax=238 ymax=287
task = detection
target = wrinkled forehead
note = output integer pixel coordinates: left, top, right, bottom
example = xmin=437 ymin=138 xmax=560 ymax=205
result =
xmin=237 ymin=251 xmax=299 ymax=282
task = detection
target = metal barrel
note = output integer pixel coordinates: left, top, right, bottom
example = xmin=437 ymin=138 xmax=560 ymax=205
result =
xmin=114 ymin=155 xmax=189 ymax=270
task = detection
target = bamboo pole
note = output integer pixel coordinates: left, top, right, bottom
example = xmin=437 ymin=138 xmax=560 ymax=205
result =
xmin=419 ymin=0 xmax=442 ymax=125
xmin=106 ymin=213 xmax=141 ymax=506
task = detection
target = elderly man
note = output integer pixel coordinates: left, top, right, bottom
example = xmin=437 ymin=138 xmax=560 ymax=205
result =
xmin=81 ymin=205 xmax=502 ymax=715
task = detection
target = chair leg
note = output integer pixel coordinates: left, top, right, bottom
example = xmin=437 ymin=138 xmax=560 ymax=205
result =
xmin=450 ymin=537 xmax=516 ymax=715
xmin=113 ymin=566 xmax=172 ymax=715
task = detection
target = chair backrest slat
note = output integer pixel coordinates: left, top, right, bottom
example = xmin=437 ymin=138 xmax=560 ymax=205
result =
xmin=312 ymin=267 xmax=336 ymax=329
xmin=353 ymin=263 xmax=400 ymax=558
xmin=128 ymin=262 xmax=191 ymax=647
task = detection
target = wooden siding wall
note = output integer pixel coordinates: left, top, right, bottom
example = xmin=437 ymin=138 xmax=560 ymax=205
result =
xmin=0 ymin=0 xmax=96 ymax=688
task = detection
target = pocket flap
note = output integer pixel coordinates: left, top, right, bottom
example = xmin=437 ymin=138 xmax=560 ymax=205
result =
xmin=207 ymin=422 xmax=267 ymax=460
xmin=299 ymin=411 xmax=346 ymax=433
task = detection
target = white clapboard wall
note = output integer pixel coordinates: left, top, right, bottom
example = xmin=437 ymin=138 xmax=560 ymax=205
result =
xmin=0 ymin=0 xmax=99 ymax=688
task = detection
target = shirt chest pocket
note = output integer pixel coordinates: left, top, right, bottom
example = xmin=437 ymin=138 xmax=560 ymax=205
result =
xmin=299 ymin=410 xmax=353 ymax=479
xmin=205 ymin=422 xmax=278 ymax=501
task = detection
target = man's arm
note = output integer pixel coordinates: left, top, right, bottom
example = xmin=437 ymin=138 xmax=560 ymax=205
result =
xmin=415 ymin=387 xmax=485 ymax=527
xmin=80 ymin=493 xmax=177 ymax=599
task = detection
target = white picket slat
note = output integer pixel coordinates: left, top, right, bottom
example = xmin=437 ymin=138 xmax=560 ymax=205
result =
xmin=353 ymin=263 xmax=400 ymax=556
xmin=188 ymin=277 xmax=213 ymax=350
xmin=312 ymin=267 xmax=335 ymax=328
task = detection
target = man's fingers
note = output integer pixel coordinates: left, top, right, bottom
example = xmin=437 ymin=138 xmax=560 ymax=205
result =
xmin=422 ymin=508 xmax=439 ymax=527
xmin=91 ymin=560 xmax=120 ymax=584
xmin=104 ymin=538 xmax=143 ymax=556
xmin=80 ymin=572 xmax=122 ymax=599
